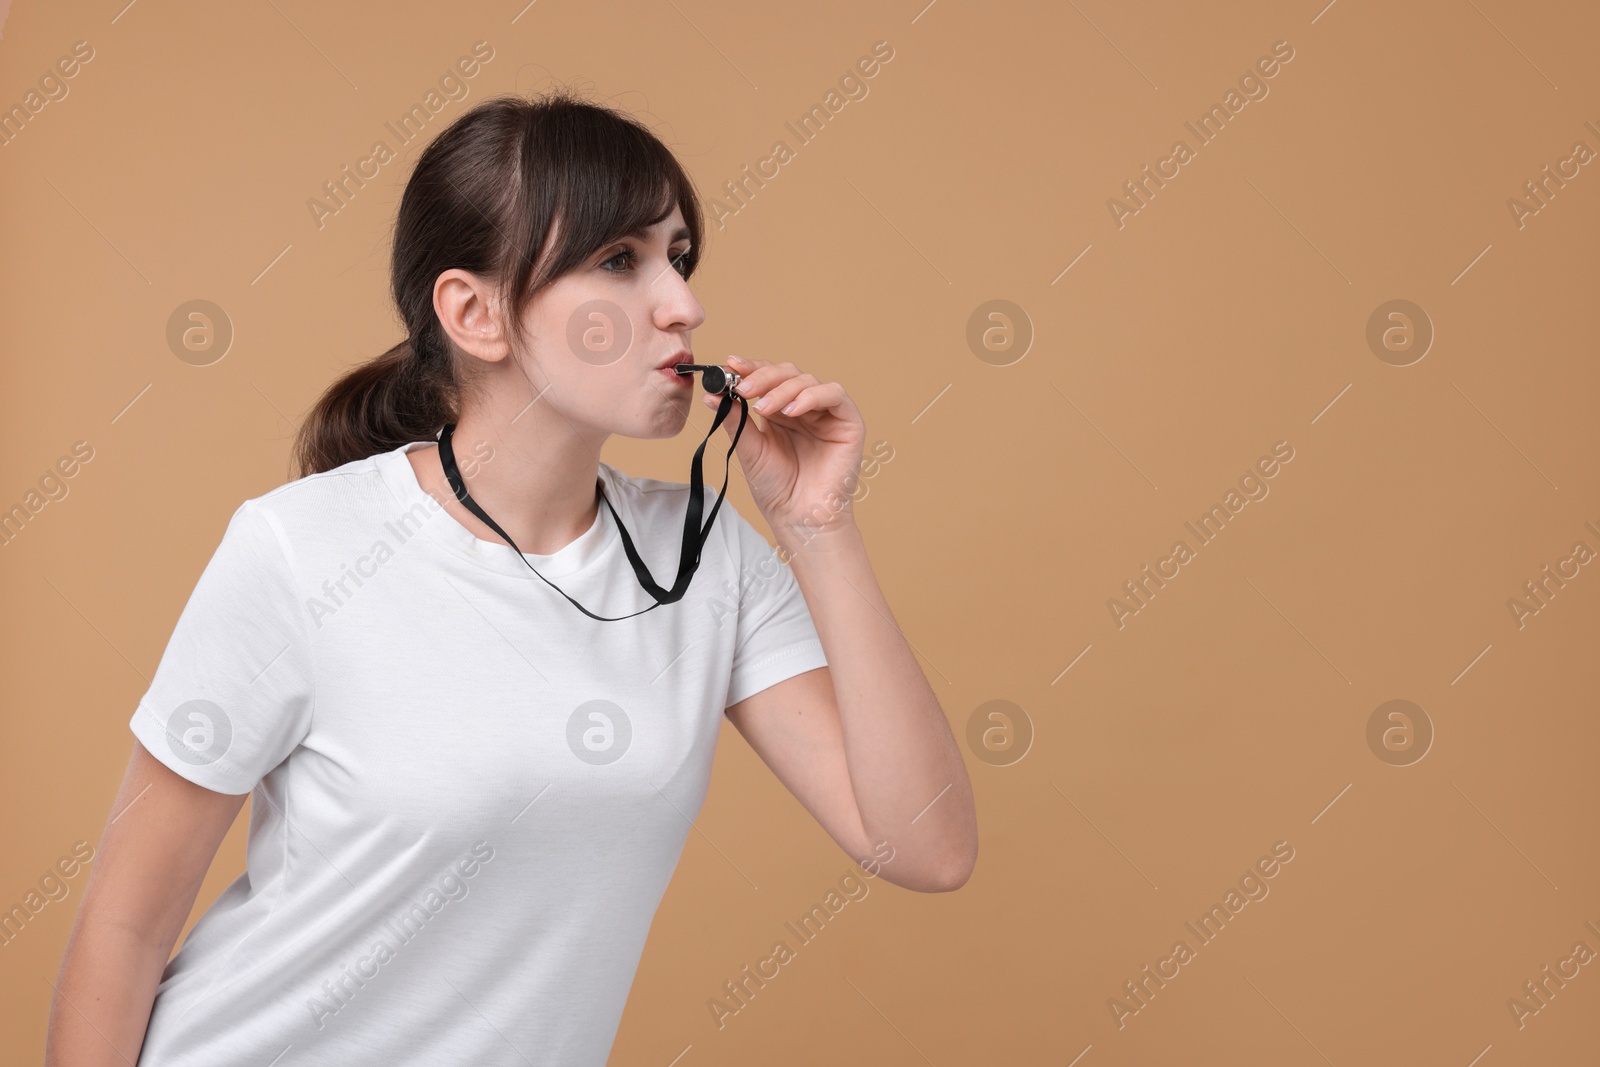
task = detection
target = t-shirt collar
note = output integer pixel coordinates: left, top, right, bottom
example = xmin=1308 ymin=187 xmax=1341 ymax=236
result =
xmin=376 ymin=440 xmax=618 ymax=580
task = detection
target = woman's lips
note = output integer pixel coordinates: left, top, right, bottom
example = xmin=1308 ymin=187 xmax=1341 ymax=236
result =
xmin=658 ymin=365 xmax=693 ymax=385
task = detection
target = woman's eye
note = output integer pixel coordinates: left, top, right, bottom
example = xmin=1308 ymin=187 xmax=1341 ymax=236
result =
xmin=600 ymin=246 xmax=691 ymax=277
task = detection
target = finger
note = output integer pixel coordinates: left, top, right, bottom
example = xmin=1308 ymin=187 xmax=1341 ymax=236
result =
xmin=746 ymin=372 xmax=818 ymax=414
xmin=727 ymin=354 xmax=771 ymax=373
xmin=767 ymin=381 xmax=845 ymax=418
xmin=732 ymin=361 xmax=798 ymax=399
xmin=733 ymin=373 xmax=800 ymax=409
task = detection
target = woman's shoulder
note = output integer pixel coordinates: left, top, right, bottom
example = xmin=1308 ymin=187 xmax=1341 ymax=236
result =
xmin=599 ymin=460 xmax=689 ymax=498
xmin=600 ymin=461 xmax=760 ymax=553
xmin=230 ymin=448 xmax=406 ymax=553
xmin=600 ymin=461 xmax=746 ymax=524
xmin=259 ymin=451 xmax=389 ymax=505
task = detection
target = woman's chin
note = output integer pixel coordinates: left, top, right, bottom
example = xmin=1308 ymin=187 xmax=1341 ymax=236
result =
xmin=615 ymin=405 xmax=693 ymax=441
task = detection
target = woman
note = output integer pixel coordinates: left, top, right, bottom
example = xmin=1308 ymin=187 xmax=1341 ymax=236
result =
xmin=45 ymin=89 xmax=977 ymax=1067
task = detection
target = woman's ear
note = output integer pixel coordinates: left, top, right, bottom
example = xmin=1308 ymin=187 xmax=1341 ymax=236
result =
xmin=434 ymin=269 xmax=513 ymax=364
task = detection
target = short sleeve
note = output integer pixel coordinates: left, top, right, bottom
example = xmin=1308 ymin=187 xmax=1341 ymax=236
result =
xmin=722 ymin=505 xmax=828 ymax=709
xmin=128 ymin=500 xmax=316 ymax=795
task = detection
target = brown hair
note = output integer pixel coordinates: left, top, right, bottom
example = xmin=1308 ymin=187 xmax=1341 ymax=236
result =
xmin=291 ymin=87 xmax=705 ymax=478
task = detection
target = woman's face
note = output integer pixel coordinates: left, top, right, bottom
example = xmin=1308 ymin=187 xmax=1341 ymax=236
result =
xmin=511 ymin=205 xmax=706 ymax=443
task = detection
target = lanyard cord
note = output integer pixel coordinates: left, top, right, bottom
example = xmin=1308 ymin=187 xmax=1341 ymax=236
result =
xmin=435 ymin=386 xmax=749 ymax=622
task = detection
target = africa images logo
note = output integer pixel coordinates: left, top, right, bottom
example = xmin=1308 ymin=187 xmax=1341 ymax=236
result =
xmin=163 ymin=699 xmax=232 ymax=767
xmin=566 ymin=700 xmax=632 ymax=765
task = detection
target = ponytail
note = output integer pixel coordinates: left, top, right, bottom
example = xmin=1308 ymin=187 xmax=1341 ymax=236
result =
xmin=291 ymin=339 xmax=457 ymax=479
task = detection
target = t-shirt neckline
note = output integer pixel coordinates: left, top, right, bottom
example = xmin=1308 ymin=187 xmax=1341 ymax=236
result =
xmin=377 ymin=440 xmax=621 ymax=581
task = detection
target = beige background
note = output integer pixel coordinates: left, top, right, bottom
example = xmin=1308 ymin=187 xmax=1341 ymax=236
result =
xmin=3 ymin=0 xmax=1598 ymax=1064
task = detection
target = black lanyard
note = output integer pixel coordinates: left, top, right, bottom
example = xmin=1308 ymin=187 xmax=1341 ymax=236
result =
xmin=435 ymin=381 xmax=748 ymax=622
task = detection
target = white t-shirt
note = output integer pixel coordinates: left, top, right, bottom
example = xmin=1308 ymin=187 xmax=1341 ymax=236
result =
xmin=127 ymin=439 xmax=827 ymax=1067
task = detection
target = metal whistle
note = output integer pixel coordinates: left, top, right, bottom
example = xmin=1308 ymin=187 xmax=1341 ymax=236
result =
xmin=674 ymin=363 xmax=743 ymax=396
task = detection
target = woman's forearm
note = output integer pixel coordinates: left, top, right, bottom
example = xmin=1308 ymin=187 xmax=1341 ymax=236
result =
xmin=45 ymin=921 xmax=167 ymax=1067
xmin=781 ymin=521 xmax=979 ymax=888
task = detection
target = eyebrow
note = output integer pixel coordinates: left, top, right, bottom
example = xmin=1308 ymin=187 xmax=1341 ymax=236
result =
xmin=624 ymin=224 xmax=691 ymax=244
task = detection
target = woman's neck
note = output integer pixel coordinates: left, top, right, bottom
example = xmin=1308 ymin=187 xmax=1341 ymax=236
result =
xmin=408 ymin=419 xmax=604 ymax=556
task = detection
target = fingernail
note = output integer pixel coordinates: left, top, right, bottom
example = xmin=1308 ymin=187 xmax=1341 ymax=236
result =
xmin=728 ymin=355 xmax=746 ymax=365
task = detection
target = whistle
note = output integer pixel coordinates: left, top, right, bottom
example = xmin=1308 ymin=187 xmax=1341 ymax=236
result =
xmin=674 ymin=363 xmax=743 ymax=396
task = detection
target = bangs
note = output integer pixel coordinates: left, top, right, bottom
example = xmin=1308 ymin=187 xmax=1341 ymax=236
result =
xmin=510 ymin=101 xmax=704 ymax=298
